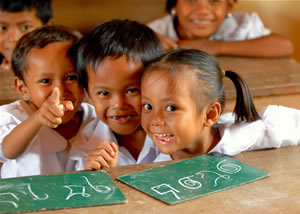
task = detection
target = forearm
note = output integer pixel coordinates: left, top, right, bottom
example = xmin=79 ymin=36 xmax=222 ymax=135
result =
xmin=218 ymin=34 xmax=294 ymax=58
xmin=2 ymin=112 xmax=43 ymax=159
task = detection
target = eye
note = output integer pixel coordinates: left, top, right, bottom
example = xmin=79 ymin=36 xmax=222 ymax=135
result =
xmin=20 ymin=25 xmax=32 ymax=31
xmin=143 ymin=103 xmax=152 ymax=111
xmin=166 ymin=105 xmax=177 ymax=112
xmin=40 ymin=79 xmax=50 ymax=84
xmin=0 ymin=25 xmax=7 ymax=32
xmin=66 ymin=75 xmax=77 ymax=81
xmin=127 ymin=88 xmax=140 ymax=95
xmin=98 ymin=91 xmax=109 ymax=96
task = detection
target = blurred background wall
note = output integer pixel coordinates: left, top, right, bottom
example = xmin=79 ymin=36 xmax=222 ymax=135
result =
xmin=52 ymin=0 xmax=300 ymax=61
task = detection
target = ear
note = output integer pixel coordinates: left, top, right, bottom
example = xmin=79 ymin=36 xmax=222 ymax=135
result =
xmin=84 ymin=89 xmax=94 ymax=105
xmin=227 ymin=0 xmax=235 ymax=12
xmin=14 ymin=77 xmax=30 ymax=101
xmin=203 ymin=102 xmax=222 ymax=127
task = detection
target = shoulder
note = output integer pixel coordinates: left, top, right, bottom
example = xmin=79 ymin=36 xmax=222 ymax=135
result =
xmin=0 ymin=100 xmax=28 ymax=124
xmin=147 ymin=15 xmax=173 ymax=32
xmin=212 ymin=12 xmax=271 ymax=41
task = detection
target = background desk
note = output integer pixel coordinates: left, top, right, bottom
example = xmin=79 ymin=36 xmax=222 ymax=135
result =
xmin=218 ymin=57 xmax=300 ymax=112
xmin=28 ymin=146 xmax=300 ymax=214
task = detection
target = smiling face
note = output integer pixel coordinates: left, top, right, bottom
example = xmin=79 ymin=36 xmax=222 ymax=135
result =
xmin=17 ymin=41 xmax=84 ymax=124
xmin=174 ymin=0 xmax=233 ymax=39
xmin=0 ymin=9 xmax=43 ymax=66
xmin=86 ymin=55 xmax=143 ymax=135
xmin=141 ymin=70 xmax=209 ymax=155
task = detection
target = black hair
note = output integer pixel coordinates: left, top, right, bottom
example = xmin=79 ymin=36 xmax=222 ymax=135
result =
xmin=0 ymin=0 xmax=53 ymax=24
xmin=144 ymin=48 xmax=260 ymax=122
xmin=72 ymin=19 xmax=163 ymax=93
xmin=12 ymin=25 xmax=81 ymax=81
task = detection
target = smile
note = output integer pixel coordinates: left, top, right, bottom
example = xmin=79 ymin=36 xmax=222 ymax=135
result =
xmin=110 ymin=115 xmax=135 ymax=124
xmin=191 ymin=19 xmax=211 ymax=25
xmin=154 ymin=133 xmax=175 ymax=144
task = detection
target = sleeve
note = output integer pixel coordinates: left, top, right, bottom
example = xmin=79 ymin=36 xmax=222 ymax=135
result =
xmin=0 ymin=111 xmax=20 ymax=163
xmin=247 ymin=105 xmax=300 ymax=151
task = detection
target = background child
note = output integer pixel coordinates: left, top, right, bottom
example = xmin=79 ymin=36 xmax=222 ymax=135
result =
xmin=74 ymin=19 xmax=171 ymax=170
xmin=141 ymin=48 xmax=300 ymax=160
xmin=0 ymin=25 xmax=103 ymax=178
xmin=0 ymin=0 xmax=53 ymax=71
xmin=147 ymin=0 xmax=294 ymax=57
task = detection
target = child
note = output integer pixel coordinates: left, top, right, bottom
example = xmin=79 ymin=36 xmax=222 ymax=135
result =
xmin=141 ymin=48 xmax=300 ymax=160
xmin=73 ymin=19 xmax=171 ymax=170
xmin=0 ymin=0 xmax=53 ymax=71
xmin=0 ymin=25 xmax=104 ymax=178
xmin=147 ymin=0 xmax=294 ymax=57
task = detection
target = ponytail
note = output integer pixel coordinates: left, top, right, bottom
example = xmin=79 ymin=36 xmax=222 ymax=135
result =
xmin=224 ymin=70 xmax=260 ymax=122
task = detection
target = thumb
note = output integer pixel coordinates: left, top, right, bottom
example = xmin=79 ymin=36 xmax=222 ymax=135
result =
xmin=48 ymin=87 xmax=60 ymax=105
xmin=60 ymin=100 xmax=74 ymax=111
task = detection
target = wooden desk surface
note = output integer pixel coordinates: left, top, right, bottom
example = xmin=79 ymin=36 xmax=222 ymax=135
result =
xmin=28 ymin=146 xmax=300 ymax=214
xmin=217 ymin=57 xmax=300 ymax=112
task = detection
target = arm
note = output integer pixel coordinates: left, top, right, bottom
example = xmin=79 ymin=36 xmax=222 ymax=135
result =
xmin=85 ymin=141 xmax=118 ymax=170
xmin=2 ymin=88 xmax=72 ymax=159
xmin=177 ymin=34 xmax=294 ymax=58
xmin=155 ymin=33 xmax=178 ymax=52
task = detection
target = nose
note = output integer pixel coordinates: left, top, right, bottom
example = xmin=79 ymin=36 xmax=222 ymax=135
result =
xmin=149 ymin=110 xmax=165 ymax=127
xmin=112 ymin=94 xmax=128 ymax=109
xmin=55 ymin=82 xmax=68 ymax=99
xmin=194 ymin=1 xmax=211 ymax=14
xmin=7 ymin=27 xmax=23 ymax=43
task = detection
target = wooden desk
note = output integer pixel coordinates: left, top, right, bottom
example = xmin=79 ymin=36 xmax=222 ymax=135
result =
xmin=28 ymin=146 xmax=300 ymax=214
xmin=218 ymin=57 xmax=300 ymax=112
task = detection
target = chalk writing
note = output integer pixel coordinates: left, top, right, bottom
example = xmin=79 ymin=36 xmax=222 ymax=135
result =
xmin=151 ymin=184 xmax=181 ymax=200
xmin=0 ymin=171 xmax=127 ymax=213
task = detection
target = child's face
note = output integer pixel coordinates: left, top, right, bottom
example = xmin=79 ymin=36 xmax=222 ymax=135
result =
xmin=0 ymin=10 xmax=43 ymax=64
xmin=141 ymin=70 xmax=207 ymax=155
xmin=174 ymin=0 xmax=233 ymax=39
xmin=86 ymin=55 xmax=143 ymax=135
xmin=19 ymin=42 xmax=84 ymax=124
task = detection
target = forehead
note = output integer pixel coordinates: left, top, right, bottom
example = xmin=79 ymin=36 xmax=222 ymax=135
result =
xmin=87 ymin=55 xmax=144 ymax=86
xmin=0 ymin=9 xmax=41 ymax=24
xmin=25 ymin=41 xmax=74 ymax=73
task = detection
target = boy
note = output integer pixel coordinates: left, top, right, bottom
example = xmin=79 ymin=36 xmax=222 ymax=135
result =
xmin=0 ymin=0 xmax=53 ymax=70
xmin=0 ymin=25 xmax=104 ymax=178
xmin=73 ymin=19 xmax=171 ymax=170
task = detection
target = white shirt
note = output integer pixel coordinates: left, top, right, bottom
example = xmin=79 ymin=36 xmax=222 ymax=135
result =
xmin=210 ymin=105 xmax=300 ymax=156
xmin=0 ymin=100 xmax=102 ymax=178
xmin=147 ymin=12 xmax=271 ymax=42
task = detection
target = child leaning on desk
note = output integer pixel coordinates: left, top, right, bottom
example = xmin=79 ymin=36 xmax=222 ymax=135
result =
xmin=0 ymin=25 xmax=106 ymax=178
xmin=0 ymin=0 xmax=53 ymax=71
xmin=147 ymin=0 xmax=294 ymax=57
xmin=72 ymin=19 xmax=172 ymax=170
xmin=140 ymin=48 xmax=300 ymax=160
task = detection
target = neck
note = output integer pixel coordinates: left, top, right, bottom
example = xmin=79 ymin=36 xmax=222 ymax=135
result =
xmin=115 ymin=126 xmax=146 ymax=160
xmin=172 ymin=127 xmax=220 ymax=160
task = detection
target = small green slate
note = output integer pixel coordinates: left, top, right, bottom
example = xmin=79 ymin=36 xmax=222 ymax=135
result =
xmin=118 ymin=153 xmax=269 ymax=204
xmin=0 ymin=171 xmax=126 ymax=213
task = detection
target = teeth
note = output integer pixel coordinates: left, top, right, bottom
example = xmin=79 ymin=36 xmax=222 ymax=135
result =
xmin=192 ymin=20 xmax=210 ymax=24
xmin=155 ymin=133 xmax=170 ymax=137
xmin=112 ymin=115 xmax=132 ymax=120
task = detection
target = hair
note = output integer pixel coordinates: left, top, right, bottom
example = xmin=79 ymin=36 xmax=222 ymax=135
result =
xmin=12 ymin=25 xmax=81 ymax=81
xmin=165 ymin=0 xmax=237 ymax=13
xmin=144 ymin=48 xmax=260 ymax=122
xmin=0 ymin=0 xmax=53 ymax=24
xmin=72 ymin=19 xmax=163 ymax=93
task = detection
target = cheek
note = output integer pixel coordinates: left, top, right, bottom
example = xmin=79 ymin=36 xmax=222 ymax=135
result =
xmin=129 ymin=96 xmax=142 ymax=114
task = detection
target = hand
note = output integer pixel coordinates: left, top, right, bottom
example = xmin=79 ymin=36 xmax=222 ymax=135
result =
xmin=177 ymin=39 xmax=221 ymax=56
xmin=85 ymin=141 xmax=119 ymax=170
xmin=156 ymin=33 xmax=178 ymax=51
xmin=35 ymin=87 xmax=74 ymax=128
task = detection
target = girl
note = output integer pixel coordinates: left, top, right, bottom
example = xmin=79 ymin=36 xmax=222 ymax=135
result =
xmin=0 ymin=25 xmax=104 ymax=178
xmin=141 ymin=48 xmax=300 ymax=160
xmin=147 ymin=0 xmax=293 ymax=57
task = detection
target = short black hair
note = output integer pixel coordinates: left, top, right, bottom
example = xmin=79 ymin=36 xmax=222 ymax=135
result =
xmin=166 ymin=0 xmax=176 ymax=13
xmin=73 ymin=19 xmax=163 ymax=93
xmin=12 ymin=25 xmax=80 ymax=81
xmin=0 ymin=0 xmax=53 ymax=24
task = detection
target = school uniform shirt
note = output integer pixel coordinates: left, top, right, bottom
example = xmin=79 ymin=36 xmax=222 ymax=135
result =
xmin=71 ymin=120 xmax=172 ymax=169
xmin=0 ymin=100 xmax=104 ymax=178
xmin=210 ymin=105 xmax=300 ymax=156
xmin=147 ymin=12 xmax=271 ymax=42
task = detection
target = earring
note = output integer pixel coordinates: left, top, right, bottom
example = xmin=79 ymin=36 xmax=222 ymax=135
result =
xmin=171 ymin=9 xmax=176 ymax=17
xmin=227 ymin=13 xmax=232 ymax=18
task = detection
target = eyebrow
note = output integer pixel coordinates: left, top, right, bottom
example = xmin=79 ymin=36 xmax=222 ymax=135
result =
xmin=0 ymin=20 xmax=34 ymax=25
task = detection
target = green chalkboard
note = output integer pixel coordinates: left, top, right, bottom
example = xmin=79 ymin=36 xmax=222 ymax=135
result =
xmin=118 ymin=153 xmax=269 ymax=204
xmin=0 ymin=171 xmax=126 ymax=213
